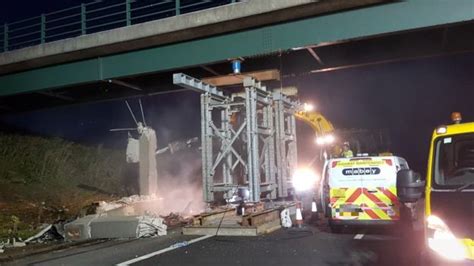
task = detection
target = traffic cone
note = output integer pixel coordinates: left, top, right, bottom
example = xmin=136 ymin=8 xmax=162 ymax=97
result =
xmin=295 ymin=202 xmax=303 ymax=228
xmin=311 ymin=200 xmax=319 ymax=223
xmin=311 ymin=201 xmax=318 ymax=213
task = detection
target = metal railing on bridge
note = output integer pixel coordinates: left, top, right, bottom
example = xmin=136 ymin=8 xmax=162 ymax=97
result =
xmin=0 ymin=0 xmax=239 ymax=53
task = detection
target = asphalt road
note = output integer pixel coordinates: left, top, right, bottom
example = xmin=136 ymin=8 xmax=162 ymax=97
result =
xmin=4 ymin=219 xmax=424 ymax=266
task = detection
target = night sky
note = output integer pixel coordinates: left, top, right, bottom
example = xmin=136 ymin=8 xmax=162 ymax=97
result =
xmin=1 ymin=2 xmax=473 ymax=174
xmin=0 ymin=1 xmax=96 ymax=24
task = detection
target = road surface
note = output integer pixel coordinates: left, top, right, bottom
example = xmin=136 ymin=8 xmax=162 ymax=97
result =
xmin=4 ymin=220 xmax=423 ymax=266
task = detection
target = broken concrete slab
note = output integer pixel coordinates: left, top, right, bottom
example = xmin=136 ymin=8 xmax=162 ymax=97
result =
xmin=90 ymin=216 xmax=140 ymax=239
xmin=64 ymin=215 xmax=98 ymax=241
xmin=90 ymin=215 xmax=167 ymax=239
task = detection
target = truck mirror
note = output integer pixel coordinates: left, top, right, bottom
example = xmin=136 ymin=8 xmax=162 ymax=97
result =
xmin=396 ymin=169 xmax=425 ymax=203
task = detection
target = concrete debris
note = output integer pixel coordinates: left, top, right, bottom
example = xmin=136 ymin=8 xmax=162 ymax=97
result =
xmin=90 ymin=216 xmax=141 ymax=239
xmin=96 ymin=194 xmax=159 ymax=214
xmin=0 ymin=223 xmax=65 ymax=253
xmin=65 ymin=215 xmax=98 ymax=241
xmin=24 ymin=224 xmax=53 ymax=243
xmin=90 ymin=215 xmax=167 ymax=239
xmin=12 ymin=240 xmax=26 ymax=247
xmin=137 ymin=215 xmax=167 ymax=237
xmin=65 ymin=214 xmax=167 ymax=241
xmin=22 ymin=222 xmax=67 ymax=244
xmin=162 ymin=212 xmax=189 ymax=227
xmin=97 ymin=201 xmax=124 ymax=213
xmin=1 ymin=238 xmax=27 ymax=252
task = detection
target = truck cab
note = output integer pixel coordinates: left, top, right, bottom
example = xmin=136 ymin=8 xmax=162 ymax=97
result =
xmin=397 ymin=113 xmax=474 ymax=263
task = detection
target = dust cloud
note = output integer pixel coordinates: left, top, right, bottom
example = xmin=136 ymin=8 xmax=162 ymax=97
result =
xmin=155 ymin=149 xmax=205 ymax=216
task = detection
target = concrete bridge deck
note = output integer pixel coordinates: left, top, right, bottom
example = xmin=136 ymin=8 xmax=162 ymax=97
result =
xmin=0 ymin=0 xmax=472 ymax=113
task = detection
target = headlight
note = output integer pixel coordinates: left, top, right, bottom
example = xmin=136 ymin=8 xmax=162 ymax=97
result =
xmin=292 ymin=168 xmax=318 ymax=192
xmin=426 ymin=215 xmax=466 ymax=261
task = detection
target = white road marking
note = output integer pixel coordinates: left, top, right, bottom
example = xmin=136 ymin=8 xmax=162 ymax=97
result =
xmin=354 ymin=234 xmax=364 ymax=239
xmin=116 ymin=235 xmax=214 ymax=265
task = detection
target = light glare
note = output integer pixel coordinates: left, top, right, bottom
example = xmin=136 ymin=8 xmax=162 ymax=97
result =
xmin=303 ymin=103 xmax=314 ymax=112
xmin=292 ymin=168 xmax=318 ymax=191
xmin=315 ymin=137 xmax=325 ymax=145
xmin=325 ymin=134 xmax=335 ymax=144
xmin=426 ymin=215 xmax=466 ymax=261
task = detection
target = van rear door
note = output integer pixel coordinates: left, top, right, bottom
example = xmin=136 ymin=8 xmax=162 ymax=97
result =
xmin=358 ymin=157 xmax=400 ymax=221
xmin=328 ymin=157 xmax=400 ymax=221
xmin=328 ymin=159 xmax=364 ymax=220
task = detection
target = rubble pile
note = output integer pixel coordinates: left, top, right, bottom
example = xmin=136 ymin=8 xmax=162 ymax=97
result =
xmin=161 ymin=212 xmax=191 ymax=227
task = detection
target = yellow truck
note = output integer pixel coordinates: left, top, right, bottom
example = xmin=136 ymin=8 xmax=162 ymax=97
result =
xmin=397 ymin=112 xmax=474 ymax=263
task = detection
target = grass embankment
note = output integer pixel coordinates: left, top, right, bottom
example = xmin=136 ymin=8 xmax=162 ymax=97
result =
xmin=0 ymin=134 xmax=129 ymax=241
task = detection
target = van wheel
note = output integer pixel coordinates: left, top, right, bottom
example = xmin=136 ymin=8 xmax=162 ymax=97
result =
xmin=325 ymin=205 xmax=331 ymax=218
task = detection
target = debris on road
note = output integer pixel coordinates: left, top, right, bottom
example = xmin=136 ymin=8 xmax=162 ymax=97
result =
xmin=170 ymin=241 xmax=189 ymax=249
xmin=24 ymin=223 xmax=64 ymax=243
xmin=65 ymin=214 xmax=167 ymax=241
xmin=162 ymin=212 xmax=190 ymax=227
xmin=137 ymin=215 xmax=167 ymax=237
xmin=64 ymin=215 xmax=98 ymax=241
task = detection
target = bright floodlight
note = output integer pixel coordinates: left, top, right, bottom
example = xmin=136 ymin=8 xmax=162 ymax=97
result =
xmin=325 ymin=134 xmax=335 ymax=144
xmin=292 ymin=168 xmax=318 ymax=192
xmin=315 ymin=137 xmax=325 ymax=145
xmin=303 ymin=103 xmax=314 ymax=112
xmin=315 ymin=134 xmax=334 ymax=145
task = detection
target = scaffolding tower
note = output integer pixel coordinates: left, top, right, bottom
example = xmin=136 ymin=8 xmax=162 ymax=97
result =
xmin=173 ymin=73 xmax=298 ymax=203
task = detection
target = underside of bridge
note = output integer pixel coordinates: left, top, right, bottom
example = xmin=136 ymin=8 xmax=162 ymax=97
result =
xmin=0 ymin=0 xmax=473 ymax=114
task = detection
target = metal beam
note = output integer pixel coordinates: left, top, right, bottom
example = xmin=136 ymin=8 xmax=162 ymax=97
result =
xmin=306 ymin=47 xmax=324 ymax=65
xmin=107 ymin=79 xmax=142 ymax=91
xmin=201 ymin=65 xmax=220 ymax=76
xmin=173 ymin=73 xmax=224 ymax=97
xmin=308 ymin=49 xmax=474 ymax=74
xmin=37 ymin=91 xmax=75 ymax=101
xmin=1 ymin=0 xmax=473 ymax=97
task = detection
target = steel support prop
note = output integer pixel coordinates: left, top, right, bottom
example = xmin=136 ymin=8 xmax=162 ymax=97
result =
xmin=174 ymin=73 xmax=296 ymax=203
xmin=273 ymin=92 xmax=298 ymax=198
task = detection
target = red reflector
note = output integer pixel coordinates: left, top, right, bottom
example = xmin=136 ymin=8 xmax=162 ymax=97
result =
xmin=331 ymin=161 xmax=338 ymax=168
xmin=383 ymin=159 xmax=393 ymax=166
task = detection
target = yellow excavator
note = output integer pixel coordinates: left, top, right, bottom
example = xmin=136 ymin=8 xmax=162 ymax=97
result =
xmin=294 ymin=105 xmax=392 ymax=158
xmin=294 ymin=106 xmax=342 ymax=158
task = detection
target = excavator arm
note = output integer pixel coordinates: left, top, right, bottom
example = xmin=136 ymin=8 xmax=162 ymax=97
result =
xmin=294 ymin=110 xmax=341 ymax=158
xmin=294 ymin=110 xmax=335 ymax=137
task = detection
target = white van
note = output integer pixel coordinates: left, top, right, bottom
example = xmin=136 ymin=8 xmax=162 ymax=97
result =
xmin=320 ymin=156 xmax=409 ymax=232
